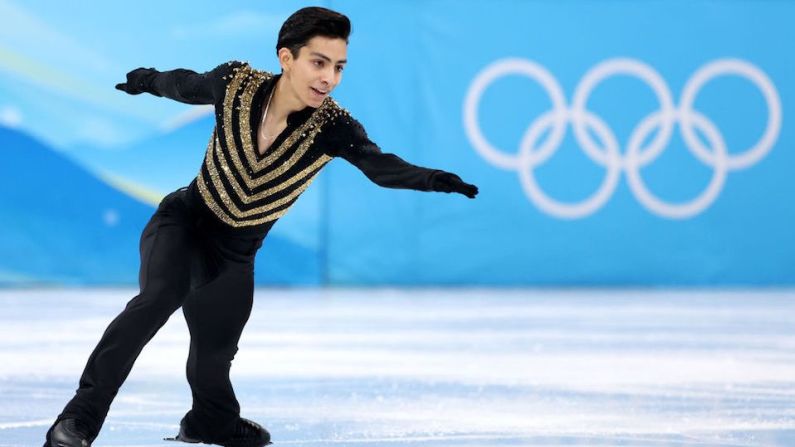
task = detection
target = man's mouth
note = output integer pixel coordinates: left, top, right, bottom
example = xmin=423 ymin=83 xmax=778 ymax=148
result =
xmin=310 ymin=87 xmax=328 ymax=98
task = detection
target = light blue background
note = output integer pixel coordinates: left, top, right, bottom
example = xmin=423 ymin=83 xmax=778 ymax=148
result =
xmin=0 ymin=0 xmax=792 ymax=285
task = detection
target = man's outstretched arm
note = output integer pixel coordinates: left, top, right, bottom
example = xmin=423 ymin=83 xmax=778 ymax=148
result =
xmin=114 ymin=61 xmax=243 ymax=105
xmin=324 ymin=117 xmax=478 ymax=198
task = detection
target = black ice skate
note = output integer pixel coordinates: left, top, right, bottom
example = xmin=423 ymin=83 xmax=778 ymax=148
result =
xmin=46 ymin=418 xmax=92 ymax=447
xmin=165 ymin=416 xmax=271 ymax=447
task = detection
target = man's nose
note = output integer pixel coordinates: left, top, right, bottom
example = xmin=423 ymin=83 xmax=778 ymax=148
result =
xmin=320 ymin=66 xmax=335 ymax=85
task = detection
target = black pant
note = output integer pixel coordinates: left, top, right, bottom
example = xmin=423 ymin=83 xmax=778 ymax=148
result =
xmin=46 ymin=187 xmax=268 ymax=444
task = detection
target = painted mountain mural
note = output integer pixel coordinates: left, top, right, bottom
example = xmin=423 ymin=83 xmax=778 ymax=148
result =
xmin=0 ymin=125 xmax=322 ymax=286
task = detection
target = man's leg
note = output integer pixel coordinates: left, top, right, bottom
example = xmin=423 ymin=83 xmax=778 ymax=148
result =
xmin=180 ymin=236 xmax=259 ymax=443
xmin=181 ymin=267 xmax=255 ymax=441
xmin=45 ymin=192 xmax=195 ymax=444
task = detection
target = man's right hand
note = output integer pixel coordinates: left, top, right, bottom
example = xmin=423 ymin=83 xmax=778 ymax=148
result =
xmin=115 ymin=67 xmax=157 ymax=95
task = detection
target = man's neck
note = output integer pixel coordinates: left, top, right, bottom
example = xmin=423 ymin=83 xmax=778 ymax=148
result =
xmin=269 ymin=75 xmax=306 ymax=122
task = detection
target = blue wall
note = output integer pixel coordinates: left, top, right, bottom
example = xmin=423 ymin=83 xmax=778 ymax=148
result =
xmin=1 ymin=0 xmax=792 ymax=285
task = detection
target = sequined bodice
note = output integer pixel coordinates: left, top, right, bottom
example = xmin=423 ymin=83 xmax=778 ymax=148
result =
xmin=195 ymin=63 xmax=348 ymax=228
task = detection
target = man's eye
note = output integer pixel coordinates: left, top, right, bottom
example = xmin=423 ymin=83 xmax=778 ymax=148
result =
xmin=314 ymin=60 xmax=324 ymax=67
xmin=336 ymin=66 xmax=344 ymax=72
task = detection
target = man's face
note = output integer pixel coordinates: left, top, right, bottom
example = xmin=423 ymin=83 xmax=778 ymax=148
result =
xmin=280 ymin=35 xmax=348 ymax=108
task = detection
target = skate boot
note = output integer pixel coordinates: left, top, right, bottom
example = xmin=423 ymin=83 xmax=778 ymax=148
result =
xmin=167 ymin=415 xmax=271 ymax=446
xmin=46 ymin=418 xmax=92 ymax=447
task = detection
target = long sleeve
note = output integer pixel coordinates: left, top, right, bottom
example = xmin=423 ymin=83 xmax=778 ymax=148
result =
xmin=321 ymin=116 xmax=441 ymax=191
xmin=140 ymin=60 xmax=246 ymax=105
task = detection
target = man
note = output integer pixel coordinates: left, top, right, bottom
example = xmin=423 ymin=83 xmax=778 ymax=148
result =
xmin=45 ymin=6 xmax=477 ymax=447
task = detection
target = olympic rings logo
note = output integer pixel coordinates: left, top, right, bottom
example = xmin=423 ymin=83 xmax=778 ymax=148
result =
xmin=463 ymin=58 xmax=782 ymax=219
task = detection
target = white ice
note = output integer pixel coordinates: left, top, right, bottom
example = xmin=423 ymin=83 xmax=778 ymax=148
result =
xmin=0 ymin=288 xmax=794 ymax=446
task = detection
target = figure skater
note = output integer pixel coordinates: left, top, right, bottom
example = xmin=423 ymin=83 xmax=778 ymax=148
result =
xmin=45 ymin=6 xmax=477 ymax=447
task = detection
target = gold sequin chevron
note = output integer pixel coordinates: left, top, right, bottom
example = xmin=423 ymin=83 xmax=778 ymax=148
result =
xmin=196 ymin=62 xmax=349 ymax=227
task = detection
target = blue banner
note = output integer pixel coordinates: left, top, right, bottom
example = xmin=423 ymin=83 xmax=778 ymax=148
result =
xmin=1 ymin=0 xmax=792 ymax=285
xmin=325 ymin=0 xmax=794 ymax=285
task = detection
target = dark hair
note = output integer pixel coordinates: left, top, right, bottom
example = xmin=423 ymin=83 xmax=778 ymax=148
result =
xmin=276 ymin=7 xmax=351 ymax=58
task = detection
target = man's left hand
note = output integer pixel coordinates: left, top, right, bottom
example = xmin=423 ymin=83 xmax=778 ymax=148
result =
xmin=432 ymin=172 xmax=479 ymax=199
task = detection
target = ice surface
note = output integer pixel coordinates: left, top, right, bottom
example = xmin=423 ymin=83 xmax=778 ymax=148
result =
xmin=0 ymin=288 xmax=793 ymax=446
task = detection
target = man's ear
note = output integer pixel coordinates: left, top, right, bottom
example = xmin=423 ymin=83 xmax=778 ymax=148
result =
xmin=278 ymin=47 xmax=294 ymax=72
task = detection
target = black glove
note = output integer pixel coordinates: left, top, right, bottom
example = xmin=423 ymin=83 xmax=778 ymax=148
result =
xmin=432 ymin=172 xmax=479 ymax=198
xmin=115 ymin=67 xmax=158 ymax=95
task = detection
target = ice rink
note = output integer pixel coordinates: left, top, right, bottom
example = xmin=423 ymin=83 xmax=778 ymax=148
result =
xmin=1 ymin=288 xmax=793 ymax=446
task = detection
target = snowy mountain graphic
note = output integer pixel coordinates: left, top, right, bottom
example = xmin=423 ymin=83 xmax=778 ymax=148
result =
xmin=0 ymin=125 xmax=322 ymax=286
xmin=0 ymin=125 xmax=152 ymax=285
xmin=64 ymin=112 xmax=216 ymax=200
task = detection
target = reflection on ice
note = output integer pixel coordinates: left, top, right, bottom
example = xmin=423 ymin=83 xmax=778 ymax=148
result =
xmin=0 ymin=288 xmax=793 ymax=446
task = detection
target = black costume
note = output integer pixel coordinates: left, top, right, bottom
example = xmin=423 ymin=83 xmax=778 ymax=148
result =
xmin=45 ymin=61 xmax=477 ymax=446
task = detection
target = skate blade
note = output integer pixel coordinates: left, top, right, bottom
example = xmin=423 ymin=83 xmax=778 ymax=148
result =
xmin=163 ymin=435 xmax=200 ymax=444
xmin=163 ymin=435 xmax=273 ymax=446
